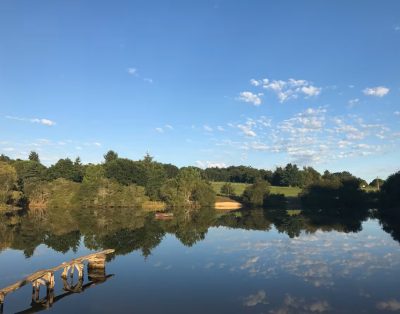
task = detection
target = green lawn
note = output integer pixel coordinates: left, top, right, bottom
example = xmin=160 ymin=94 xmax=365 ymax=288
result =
xmin=211 ymin=182 xmax=301 ymax=197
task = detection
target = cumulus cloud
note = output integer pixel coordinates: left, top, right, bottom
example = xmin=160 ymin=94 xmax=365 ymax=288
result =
xmin=216 ymin=106 xmax=393 ymax=166
xmin=237 ymin=91 xmax=262 ymax=106
xmin=155 ymin=127 xmax=164 ymax=133
xmin=301 ymin=85 xmax=321 ymax=97
xmin=6 ymin=115 xmax=56 ymax=126
xmin=249 ymin=77 xmax=321 ymax=103
xmin=243 ymin=290 xmax=268 ymax=307
xmin=31 ymin=118 xmax=56 ymax=126
xmin=363 ymin=86 xmax=389 ymax=97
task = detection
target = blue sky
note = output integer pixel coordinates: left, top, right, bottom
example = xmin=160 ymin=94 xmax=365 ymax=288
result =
xmin=0 ymin=0 xmax=399 ymax=181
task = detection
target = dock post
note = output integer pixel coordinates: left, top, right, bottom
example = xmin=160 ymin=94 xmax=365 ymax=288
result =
xmin=88 ymin=254 xmax=106 ymax=282
xmin=0 ymin=292 xmax=4 ymax=314
xmin=32 ymin=280 xmax=40 ymax=302
xmin=45 ymin=272 xmax=55 ymax=291
xmin=75 ymin=263 xmax=84 ymax=279
xmin=61 ymin=265 xmax=70 ymax=279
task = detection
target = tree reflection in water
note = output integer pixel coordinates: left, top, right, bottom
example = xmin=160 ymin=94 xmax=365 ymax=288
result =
xmin=0 ymin=205 xmax=399 ymax=258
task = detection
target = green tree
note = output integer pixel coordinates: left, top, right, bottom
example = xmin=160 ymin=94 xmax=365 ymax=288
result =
xmin=104 ymin=158 xmax=145 ymax=185
xmin=13 ymin=160 xmax=46 ymax=183
xmin=83 ymin=164 xmax=106 ymax=184
xmin=28 ymin=151 xmax=40 ymax=163
xmin=104 ymin=150 xmax=118 ymax=163
xmin=220 ymin=182 xmax=235 ymax=196
xmin=370 ymin=178 xmax=384 ymax=189
xmin=242 ymin=180 xmax=270 ymax=207
xmin=160 ymin=167 xmax=215 ymax=208
xmin=281 ymin=163 xmax=302 ymax=187
xmin=272 ymin=167 xmax=285 ymax=186
xmin=0 ymin=154 xmax=11 ymax=162
xmin=380 ymin=171 xmax=400 ymax=209
xmin=46 ymin=158 xmax=83 ymax=182
xmin=0 ymin=161 xmax=17 ymax=203
xmin=300 ymin=166 xmax=321 ymax=187
xmin=140 ymin=154 xmax=167 ymax=200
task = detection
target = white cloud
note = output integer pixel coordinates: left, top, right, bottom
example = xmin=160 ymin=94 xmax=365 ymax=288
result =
xmin=155 ymin=125 xmax=173 ymax=133
xmin=127 ymin=67 xmax=137 ymax=75
xmin=6 ymin=115 xmax=56 ymax=126
xmin=215 ymin=106 xmax=394 ymax=167
xmin=243 ymin=290 xmax=268 ymax=307
xmin=249 ymin=77 xmax=322 ymax=103
xmin=363 ymin=86 xmax=389 ymax=97
xmin=217 ymin=126 xmax=225 ymax=131
xmin=31 ymin=118 xmax=56 ymax=126
xmin=301 ymin=85 xmax=321 ymax=97
xmin=238 ymin=124 xmax=256 ymax=137
xmin=144 ymin=78 xmax=153 ymax=83
xmin=394 ymin=111 xmax=400 ymax=116
xmin=195 ymin=160 xmax=227 ymax=168
xmin=348 ymin=98 xmax=360 ymax=107
xmin=203 ymin=125 xmax=213 ymax=132
xmin=250 ymin=79 xmax=261 ymax=87
xmin=394 ymin=25 xmax=400 ymax=31
xmin=237 ymin=91 xmax=262 ymax=106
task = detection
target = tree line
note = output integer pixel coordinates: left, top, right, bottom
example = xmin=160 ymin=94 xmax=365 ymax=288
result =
xmin=0 ymin=151 xmax=215 ymax=210
xmin=204 ymin=163 xmax=375 ymax=188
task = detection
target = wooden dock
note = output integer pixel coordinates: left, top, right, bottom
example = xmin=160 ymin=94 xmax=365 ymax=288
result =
xmin=0 ymin=249 xmax=114 ymax=313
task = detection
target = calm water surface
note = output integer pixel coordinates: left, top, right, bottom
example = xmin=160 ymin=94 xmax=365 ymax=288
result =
xmin=0 ymin=208 xmax=399 ymax=313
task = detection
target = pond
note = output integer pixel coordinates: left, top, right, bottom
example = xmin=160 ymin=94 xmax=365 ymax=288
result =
xmin=0 ymin=208 xmax=399 ymax=313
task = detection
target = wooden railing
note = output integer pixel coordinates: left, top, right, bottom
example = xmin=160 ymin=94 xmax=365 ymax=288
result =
xmin=0 ymin=249 xmax=115 ymax=313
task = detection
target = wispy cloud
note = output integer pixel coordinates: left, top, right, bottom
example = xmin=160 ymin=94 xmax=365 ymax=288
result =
xmin=363 ymin=86 xmax=389 ymax=97
xmin=155 ymin=124 xmax=173 ymax=133
xmin=203 ymin=125 xmax=213 ymax=132
xmin=127 ymin=67 xmax=153 ymax=83
xmin=348 ymin=98 xmax=360 ymax=107
xmin=6 ymin=116 xmax=56 ymax=126
xmin=237 ymin=122 xmax=257 ymax=137
xmin=127 ymin=67 xmax=137 ymax=75
xmin=237 ymin=91 xmax=262 ymax=106
xmin=249 ymin=77 xmax=321 ymax=103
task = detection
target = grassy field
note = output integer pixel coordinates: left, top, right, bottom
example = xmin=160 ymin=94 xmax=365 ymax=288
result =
xmin=211 ymin=182 xmax=301 ymax=197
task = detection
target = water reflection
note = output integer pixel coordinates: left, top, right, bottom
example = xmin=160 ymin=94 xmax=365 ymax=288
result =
xmin=1 ymin=207 xmax=400 ymax=313
xmin=0 ymin=206 xmax=399 ymax=257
